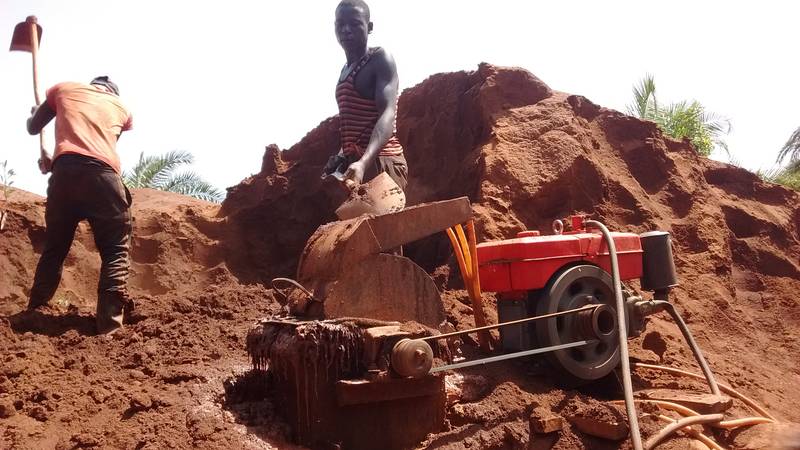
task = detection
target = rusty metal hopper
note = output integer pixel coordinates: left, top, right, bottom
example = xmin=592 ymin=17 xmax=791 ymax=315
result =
xmin=296 ymin=197 xmax=472 ymax=327
xmin=9 ymin=16 xmax=42 ymax=53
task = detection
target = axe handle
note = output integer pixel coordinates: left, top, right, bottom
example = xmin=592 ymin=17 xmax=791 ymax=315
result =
xmin=29 ymin=21 xmax=48 ymax=174
xmin=30 ymin=22 xmax=42 ymax=105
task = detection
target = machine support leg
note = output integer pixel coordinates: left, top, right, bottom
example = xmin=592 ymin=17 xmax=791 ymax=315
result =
xmin=650 ymin=300 xmax=721 ymax=396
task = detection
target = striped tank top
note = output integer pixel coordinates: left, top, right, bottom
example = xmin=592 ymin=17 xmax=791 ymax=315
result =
xmin=336 ymin=47 xmax=403 ymax=157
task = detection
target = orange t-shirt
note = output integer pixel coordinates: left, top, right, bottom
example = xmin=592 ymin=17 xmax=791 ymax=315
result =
xmin=46 ymin=82 xmax=133 ymax=174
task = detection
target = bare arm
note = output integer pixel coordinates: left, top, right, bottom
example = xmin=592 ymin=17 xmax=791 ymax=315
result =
xmin=27 ymin=101 xmax=56 ymax=135
xmin=345 ymin=50 xmax=399 ymax=183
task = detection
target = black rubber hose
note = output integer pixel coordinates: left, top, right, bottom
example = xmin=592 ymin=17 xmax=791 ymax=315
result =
xmin=586 ymin=220 xmax=643 ymax=450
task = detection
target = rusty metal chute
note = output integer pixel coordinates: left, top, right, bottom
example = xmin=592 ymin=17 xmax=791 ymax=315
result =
xmin=294 ymin=197 xmax=471 ymax=327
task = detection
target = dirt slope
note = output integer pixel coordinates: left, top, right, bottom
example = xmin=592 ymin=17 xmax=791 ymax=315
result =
xmin=2 ymin=63 xmax=799 ymax=449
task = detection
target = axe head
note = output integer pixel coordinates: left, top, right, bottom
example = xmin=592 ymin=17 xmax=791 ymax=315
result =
xmin=9 ymin=16 xmax=42 ymax=53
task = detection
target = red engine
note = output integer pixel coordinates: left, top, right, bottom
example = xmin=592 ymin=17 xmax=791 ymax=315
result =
xmin=474 ymin=215 xmax=676 ymax=384
xmin=477 ymin=218 xmax=643 ymax=293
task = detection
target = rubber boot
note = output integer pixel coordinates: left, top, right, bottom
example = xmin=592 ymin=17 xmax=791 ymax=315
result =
xmin=96 ymin=291 xmax=126 ymax=334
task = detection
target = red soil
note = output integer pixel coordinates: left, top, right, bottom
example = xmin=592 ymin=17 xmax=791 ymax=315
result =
xmin=2 ymin=63 xmax=799 ymax=449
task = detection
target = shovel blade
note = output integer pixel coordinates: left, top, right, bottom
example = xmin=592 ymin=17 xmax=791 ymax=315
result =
xmin=9 ymin=17 xmax=42 ymax=52
xmin=335 ymin=172 xmax=406 ymax=220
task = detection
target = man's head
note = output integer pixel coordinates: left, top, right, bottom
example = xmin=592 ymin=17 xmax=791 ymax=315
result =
xmin=90 ymin=76 xmax=120 ymax=96
xmin=335 ymin=0 xmax=372 ymax=54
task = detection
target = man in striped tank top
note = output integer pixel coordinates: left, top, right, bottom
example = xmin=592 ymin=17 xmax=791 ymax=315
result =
xmin=324 ymin=0 xmax=408 ymax=190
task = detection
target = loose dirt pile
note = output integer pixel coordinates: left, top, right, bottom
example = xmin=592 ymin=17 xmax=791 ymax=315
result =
xmin=2 ymin=63 xmax=799 ymax=449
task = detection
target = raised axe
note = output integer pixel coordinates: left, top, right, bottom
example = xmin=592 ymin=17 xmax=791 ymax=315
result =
xmin=10 ymin=16 xmax=49 ymax=174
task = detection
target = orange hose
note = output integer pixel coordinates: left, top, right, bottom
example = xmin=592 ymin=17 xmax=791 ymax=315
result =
xmin=653 ymin=414 xmax=724 ymax=450
xmin=455 ymin=225 xmax=472 ymax=278
xmin=466 ymin=220 xmax=491 ymax=349
xmin=466 ymin=220 xmax=482 ymax=298
xmin=613 ymin=399 xmax=700 ymax=417
xmin=645 ymin=413 xmax=724 ymax=449
xmin=446 ymin=225 xmax=491 ymax=351
xmin=633 ymin=363 xmax=776 ymax=421
xmin=446 ymin=228 xmax=470 ymax=290
xmin=716 ymin=417 xmax=774 ymax=429
xmin=614 ymin=399 xmax=771 ymax=430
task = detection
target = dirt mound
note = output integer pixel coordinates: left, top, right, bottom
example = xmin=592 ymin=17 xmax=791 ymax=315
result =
xmin=2 ymin=63 xmax=800 ymax=449
xmin=0 ymin=190 xmax=297 ymax=449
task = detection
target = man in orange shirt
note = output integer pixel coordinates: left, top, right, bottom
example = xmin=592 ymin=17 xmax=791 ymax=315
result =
xmin=26 ymin=76 xmax=134 ymax=334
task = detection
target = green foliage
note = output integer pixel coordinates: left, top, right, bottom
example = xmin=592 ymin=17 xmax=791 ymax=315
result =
xmin=627 ymin=74 xmax=730 ymax=157
xmin=627 ymin=73 xmax=658 ymax=120
xmin=123 ymin=151 xmax=224 ymax=203
xmin=1 ymin=160 xmax=15 ymax=202
xmin=1 ymin=160 xmax=14 ymax=231
xmin=758 ymin=160 xmax=800 ymax=191
xmin=777 ymin=127 xmax=800 ymax=164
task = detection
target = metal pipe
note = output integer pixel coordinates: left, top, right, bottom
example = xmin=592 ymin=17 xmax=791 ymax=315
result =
xmin=430 ymin=340 xmax=595 ymax=373
xmin=644 ymin=413 xmax=724 ymax=450
xmin=649 ymin=300 xmax=721 ymax=396
xmin=586 ymin=220 xmax=643 ymax=450
xmin=419 ymin=304 xmax=599 ymax=342
xmin=271 ymin=277 xmax=317 ymax=302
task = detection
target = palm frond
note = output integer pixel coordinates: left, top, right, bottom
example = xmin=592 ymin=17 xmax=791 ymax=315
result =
xmin=161 ymin=171 xmax=224 ymax=203
xmin=777 ymin=127 xmax=800 ymax=164
xmin=759 ymin=160 xmax=800 ymax=190
xmin=627 ymin=74 xmax=658 ymax=120
xmin=123 ymin=150 xmax=194 ymax=189
xmin=627 ymin=75 xmax=731 ymax=158
xmin=122 ymin=151 xmax=223 ymax=202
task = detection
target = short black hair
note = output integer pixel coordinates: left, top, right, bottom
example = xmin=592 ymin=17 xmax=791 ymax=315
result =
xmin=337 ymin=0 xmax=370 ymax=22
xmin=90 ymin=76 xmax=120 ymax=96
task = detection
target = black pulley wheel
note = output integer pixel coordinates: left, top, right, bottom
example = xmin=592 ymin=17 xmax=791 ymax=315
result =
xmin=535 ymin=264 xmax=622 ymax=384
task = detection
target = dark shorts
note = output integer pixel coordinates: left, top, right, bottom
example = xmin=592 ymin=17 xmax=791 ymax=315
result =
xmin=368 ymin=153 xmax=408 ymax=191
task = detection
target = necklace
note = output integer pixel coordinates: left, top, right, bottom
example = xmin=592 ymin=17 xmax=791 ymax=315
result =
xmin=340 ymin=49 xmax=371 ymax=82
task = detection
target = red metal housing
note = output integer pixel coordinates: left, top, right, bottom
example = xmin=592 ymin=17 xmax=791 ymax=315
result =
xmin=477 ymin=228 xmax=643 ymax=293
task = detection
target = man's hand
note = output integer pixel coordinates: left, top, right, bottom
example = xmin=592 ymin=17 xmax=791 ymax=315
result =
xmin=344 ymin=160 xmax=366 ymax=186
xmin=38 ymin=152 xmax=53 ymax=174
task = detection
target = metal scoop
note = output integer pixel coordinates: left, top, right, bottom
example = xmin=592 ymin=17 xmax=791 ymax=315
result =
xmin=335 ymin=172 xmax=406 ymax=220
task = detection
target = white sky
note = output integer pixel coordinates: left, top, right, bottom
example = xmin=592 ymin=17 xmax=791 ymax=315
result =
xmin=1 ymin=0 xmax=798 ymax=196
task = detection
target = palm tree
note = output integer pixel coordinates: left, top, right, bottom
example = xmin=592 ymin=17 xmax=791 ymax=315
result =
xmin=627 ymin=74 xmax=731 ymax=157
xmin=757 ymin=127 xmax=800 ymax=191
xmin=123 ymin=151 xmax=224 ymax=203
xmin=758 ymin=161 xmax=800 ymax=191
xmin=777 ymin=127 xmax=800 ymax=164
